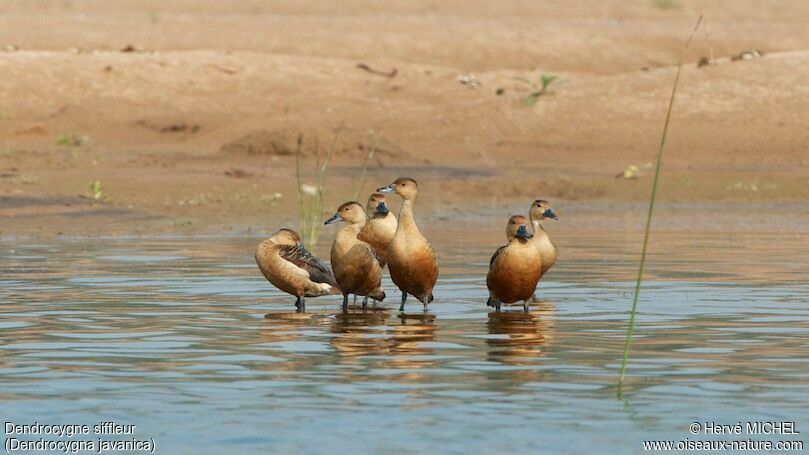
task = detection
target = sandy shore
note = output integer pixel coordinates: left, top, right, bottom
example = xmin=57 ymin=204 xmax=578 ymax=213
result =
xmin=1 ymin=0 xmax=808 ymax=237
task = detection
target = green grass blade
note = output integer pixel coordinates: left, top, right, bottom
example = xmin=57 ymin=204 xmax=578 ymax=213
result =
xmin=617 ymin=15 xmax=703 ymax=398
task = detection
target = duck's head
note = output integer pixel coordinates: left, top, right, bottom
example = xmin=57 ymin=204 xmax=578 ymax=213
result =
xmin=529 ymin=199 xmax=559 ymax=221
xmin=507 ymin=215 xmax=533 ymax=241
xmin=270 ymin=228 xmax=301 ymax=246
xmin=366 ymin=192 xmax=390 ymax=217
xmin=377 ymin=177 xmax=418 ymax=201
xmin=324 ymin=201 xmax=367 ymax=225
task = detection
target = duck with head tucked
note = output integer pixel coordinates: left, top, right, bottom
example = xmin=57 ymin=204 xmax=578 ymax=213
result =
xmin=255 ymin=228 xmax=339 ymax=312
xmin=487 ymin=215 xmax=542 ymax=312
xmin=325 ymin=202 xmax=386 ymax=312
xmin=357 ymin=192 xmax=397 ymax=269
xmin=377 ymin=177 xmax=439 ymax=312
xmin=528 ymin=199 xmax=559 ymax=274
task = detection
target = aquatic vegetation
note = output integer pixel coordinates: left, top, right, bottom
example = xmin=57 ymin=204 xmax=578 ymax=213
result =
xmin=618 ymin=15 xmax=703 ymax=398
xmin=352 ymin=132 xmax=379 ymax=201
xmin=296 ymin=130 xmax=340 ymax=246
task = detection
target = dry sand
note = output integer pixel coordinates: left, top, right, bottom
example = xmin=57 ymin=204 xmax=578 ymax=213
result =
xmin=1 ymin=0 xmax=808 ymax=237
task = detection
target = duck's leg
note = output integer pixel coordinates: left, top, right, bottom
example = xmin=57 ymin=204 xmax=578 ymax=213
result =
xmin=362 ymin=296 xmax=368 ymax=310
xmin=295 ymin=296 xmax=306 ymax=313
xmin=353 ymin=294 xmax=357 ymax=305
xmin=342 ymin=294 xmax=349 ymax=313
xmin=523 ymin=300 xmax=530 ymax=313
xmin=399 ymin=292 xmax=408 ymax=312
xmin=422 ymin=301 xmax=428 ymax=312
xmin=495 ymin=301 xmax=502 ymax=313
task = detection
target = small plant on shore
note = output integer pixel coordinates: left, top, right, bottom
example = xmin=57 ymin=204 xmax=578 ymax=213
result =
xmin=57 ymin=133 xmax=84 ymax=147
xmin=88 ymin=179 xmax=104 ymax=204
xmin=652 ymin=0 xmax=679 ymax=10
xmin=518 ymin=73 xmax=559 ymax=106
xmin=296 ymin=129 xmax=341 ymax=246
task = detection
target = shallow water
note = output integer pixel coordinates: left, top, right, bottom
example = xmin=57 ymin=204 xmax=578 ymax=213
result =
xmin=1 ymin=231 xmax=807 ymax=453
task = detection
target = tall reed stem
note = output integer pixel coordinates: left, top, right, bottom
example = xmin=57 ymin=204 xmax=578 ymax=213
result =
xmin=617 ymin=15 xmax=703 ymax=398
xmin=352 ymin=133 xmax=379 ymax=201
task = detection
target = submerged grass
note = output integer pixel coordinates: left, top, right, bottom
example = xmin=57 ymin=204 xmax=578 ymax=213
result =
xmin=617 ymin=15 xmax=703 ymax=398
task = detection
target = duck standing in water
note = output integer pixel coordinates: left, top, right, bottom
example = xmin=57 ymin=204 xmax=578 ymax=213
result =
xmin=377 ymin=177 xmax=439 ymax=312
xmin=529 ymin=199 xmax=559 ymax=274
xmin=487 ymin=216 xmax=542 ymax=312
xmin=358 ymin=192 xmax=397 ymax=268
xmin=325 ymin=202 xmax=386 ymax=312
xmin=255 ymin=228 xmax=339 ymax=312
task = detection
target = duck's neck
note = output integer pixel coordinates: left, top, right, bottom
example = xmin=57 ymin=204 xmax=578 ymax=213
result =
xmin=398 ymin=199 xmax=417 ymax=229
xmin=531 ymin=217 xmax=545 ymax=234
xmin=338 ymin=223 xmax=363 ymax=241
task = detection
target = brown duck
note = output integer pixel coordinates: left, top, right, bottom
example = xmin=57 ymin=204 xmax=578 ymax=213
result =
xmin=357 ymin=192 xmax=398 ymax=269
xmin=255 ymin=228 xmax=339 ymax=312
xmin=325 ymin=202 xmax=386 ymax=312
xmin=377 ymin=177 xmax=439 ymax=312
xmin=529 ymin=199 xmax=558 ymax=274
xmin=487 ymin=215 xmax=542 ymax=312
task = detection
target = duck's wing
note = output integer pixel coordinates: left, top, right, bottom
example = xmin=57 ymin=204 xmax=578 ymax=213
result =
xmin=489 ymin=245 xmax=507 ymax=266
xmin=278 ymin=242 xmax=338 ymax=287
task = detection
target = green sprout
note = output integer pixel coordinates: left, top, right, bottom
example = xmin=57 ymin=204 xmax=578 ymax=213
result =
xmin=521 ymin=73 xmax=559 ymax=106
xmin=57 ymin=133 xmax=86 ymax=147
xmin=89 ymin=179 xmax=104 ymax=203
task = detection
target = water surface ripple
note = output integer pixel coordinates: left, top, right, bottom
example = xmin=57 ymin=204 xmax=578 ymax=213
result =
xmin=1 ymin=232 xmax=807 ymax=453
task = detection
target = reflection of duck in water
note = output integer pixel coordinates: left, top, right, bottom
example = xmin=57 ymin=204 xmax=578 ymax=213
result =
xmin=328 ymin=311 xmax=437 ymax=375
xmin=261 ymin=311 xmax=332 ymax=343
xmin=330 ymin=309 xmax=391 ymax=357
xmin=486 ymin=303 xmax=555 ymax=367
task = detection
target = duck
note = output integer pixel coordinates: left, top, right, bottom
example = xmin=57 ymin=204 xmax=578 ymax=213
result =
xmin=377 ymin=177 xmax=439 ymax=312
xmin=255 ymin=228 xmax=339 ymax=312
xmin=529 ymin=199 xmax=559 ymax=274
xmin=324 ymin=201 xmax=386 ymax=312
xmin=487 ymin=215 xmax=542 ymax=312
xmin=357 ymin=192 xmax=397 ymax=268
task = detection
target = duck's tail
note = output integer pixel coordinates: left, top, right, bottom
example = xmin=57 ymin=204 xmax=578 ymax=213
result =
xmin=308 ymin=283 xmax=341 ymax=297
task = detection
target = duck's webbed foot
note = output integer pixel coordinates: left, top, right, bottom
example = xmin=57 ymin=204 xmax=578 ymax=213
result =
xmin=399 ymin=292 xmax=408 ymax=312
